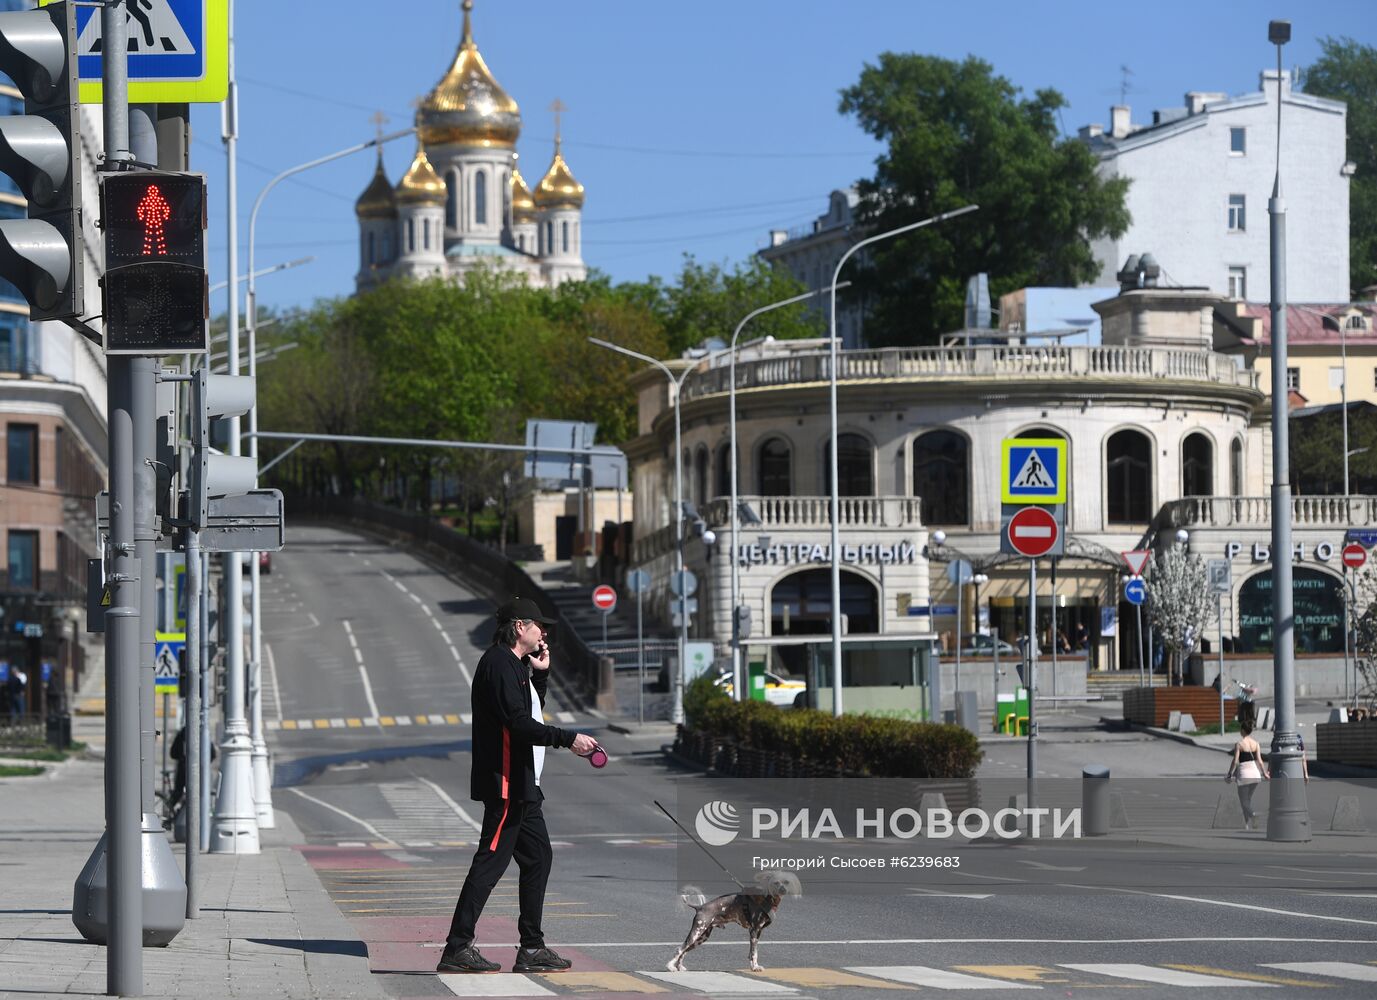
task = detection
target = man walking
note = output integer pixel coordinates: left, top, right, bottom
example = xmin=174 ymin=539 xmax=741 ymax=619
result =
xmin=438 ymin=598 xmax=598 ymax=975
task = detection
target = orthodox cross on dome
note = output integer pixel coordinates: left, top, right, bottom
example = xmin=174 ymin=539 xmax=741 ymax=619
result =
xmin=370 ymin=110 xmax=389 ymax=141
xmin=549 ymin=98 xmax=568 ymax=150
xmin=462 ymin=0 xmax=474 ymax=46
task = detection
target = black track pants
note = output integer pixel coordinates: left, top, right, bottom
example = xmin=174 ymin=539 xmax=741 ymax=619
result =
xmin=446 ymin=798 xmax=552 ymax=951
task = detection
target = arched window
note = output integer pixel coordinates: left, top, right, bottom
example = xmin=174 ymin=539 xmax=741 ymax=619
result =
xmin=1182 ymin=432 xmax=1213 ymax=496
xmin=715 ymin=444 xmax=731 ymax=500
xmin=771 ymin=568 xmax=879 ymax=636
xmin=366 ymin=231 xmax=375 ymax=264
xmin=382 ymin=232 xmax=392 ymax=261
xmin=406 ymin=218 xmax=415 ymax=252
xmin=694 ymin=446 xmax=710 ymax=508
xmin=757 ymin=438 xmax=791 ymax=495
xmin=562 ymin=220 xmax=569 ymax=253
xmin=445 ymin=175 xmax=457 ymax=230
xmin=474 ymin=171 xmax=487 ymax=226
xmin=545 ymin=221 xmax=554 ymax=254
xmin=912 ymin=430 xmax=969 ymax=525
xmin=825 ymin=433 xmax=873 ymax=497
xmin=1231 ymin=438 xmax=1244 ymax=496
xmin=1107 ymin=430 xmax=1152 ymax=523
xmin=422 ymin=218 xmax=430 ymax=250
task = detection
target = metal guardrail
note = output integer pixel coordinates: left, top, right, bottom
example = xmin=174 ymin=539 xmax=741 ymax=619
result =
xmin=586 ymin=640 xmax=677 ymax=671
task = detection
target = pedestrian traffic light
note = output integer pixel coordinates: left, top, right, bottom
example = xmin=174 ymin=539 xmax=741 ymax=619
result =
xmin=0 ymin=0 xmax=82 ymax=321
xmin=734 ymin=604 xmax=752 ymax=640
xmin=100 ymin=170 xmax=207 ymax=355
xmin=188 ymin=369 xmax=256 ymax=528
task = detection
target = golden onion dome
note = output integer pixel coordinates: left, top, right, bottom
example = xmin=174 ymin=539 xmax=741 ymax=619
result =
xmin=395 ymin=143 xmax=447 ymax=205
xmin=533 ymin=142 xmax=584 ymax=209
xmin=418 ymin=1 xmax=521 ymax=149
xmin=511 ymin=163 xmax=536 ymax=222
xmin=354 ymin=154 xmax=397 ymax=218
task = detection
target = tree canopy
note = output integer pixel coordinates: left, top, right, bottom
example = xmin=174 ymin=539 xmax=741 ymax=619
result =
xmin=837 ymin=54 xmax=1130 ymax=346
xmin=1299 ymin=36 xmax=1377 ymax=298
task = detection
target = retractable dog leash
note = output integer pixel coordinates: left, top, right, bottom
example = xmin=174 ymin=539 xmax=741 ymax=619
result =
xmin=577 ymin=743 xmax=608 ymax=768
xmin=654 ymin=800 xmax=747 ymax=890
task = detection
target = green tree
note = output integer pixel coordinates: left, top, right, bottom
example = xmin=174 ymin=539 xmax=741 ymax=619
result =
xmin=838 ymin=54 xmax=1130 ymax=346
xmin=1146 ymin=546 xmax=1215 ymax=682
xmin=1299 ymin=37 xmax=1377 ymax=297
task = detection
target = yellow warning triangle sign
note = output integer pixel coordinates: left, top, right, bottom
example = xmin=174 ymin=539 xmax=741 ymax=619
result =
xmin=100 ymin=586 xmax=111 ymax=607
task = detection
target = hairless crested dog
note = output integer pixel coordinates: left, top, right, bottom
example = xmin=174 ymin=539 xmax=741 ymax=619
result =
xmin=666 ymin=877 xmax=791 ymax=973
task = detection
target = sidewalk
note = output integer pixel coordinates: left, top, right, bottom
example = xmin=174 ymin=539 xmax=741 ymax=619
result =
xmin=0 ymin=713 xmax=387 ymax=1000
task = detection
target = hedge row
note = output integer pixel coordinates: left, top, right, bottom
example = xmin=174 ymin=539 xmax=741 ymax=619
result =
xmin=681 ymin=677 xmax=982 ymax=779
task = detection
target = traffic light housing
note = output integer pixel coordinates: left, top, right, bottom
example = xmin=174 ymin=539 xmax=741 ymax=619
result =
xmin=188 ymin=369 xmax=256 ymax=528
xmin=734 ymin=604 xmax=752 ymax=640
xmin=100 ymin=170 xmax=207 ymax=355
xmin=0 ymin=0 xmax=82 ymax=321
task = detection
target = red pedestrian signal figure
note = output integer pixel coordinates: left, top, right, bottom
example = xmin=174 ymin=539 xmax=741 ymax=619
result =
xmin=137 ymin=184 xmax=171 ymax=256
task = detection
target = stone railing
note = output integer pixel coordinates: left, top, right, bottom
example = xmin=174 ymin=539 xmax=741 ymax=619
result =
xmin=682 ymin=345 xmax=1259 ymax=401
xmin=633 ymin=495 xmax=924 ymax=564
xmin=1163 ymin=496 xmax=1377 ymax=529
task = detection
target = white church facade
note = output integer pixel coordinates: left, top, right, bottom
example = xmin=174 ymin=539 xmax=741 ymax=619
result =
xmin=354 ymin=1 xmax=586 ymax=292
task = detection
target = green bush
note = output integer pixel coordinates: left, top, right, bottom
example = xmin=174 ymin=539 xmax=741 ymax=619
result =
xmin=681 ymin=686 xmax=982 ymax=779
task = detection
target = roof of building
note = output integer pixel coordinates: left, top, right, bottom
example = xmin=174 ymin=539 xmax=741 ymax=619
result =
xmin=511 ymin=163 xmax=537 ymax=221
xmin=534 ymin=141 xmax=584 ymax=209
xmin=1236 ymin=303 xmax=1377 ymax=345
xmin=418 ymin=0 xmax=521 ymax=148
xmin=355 ymin=153 xmax=397 ymax=218
xmin=396 ymin=143 xmax=447 ymax=205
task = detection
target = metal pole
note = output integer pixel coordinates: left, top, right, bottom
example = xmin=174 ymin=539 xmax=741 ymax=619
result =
xmin=1265 ymin=24 xmax=1308 ymax=841
xmin=185 ymin=526 xmax=201 ymax=917
xmin=211 ymin=0 xmax=260 ymax=853
xmin=199 ymin=557 xmax=210 ymax=852
xmin=1218 ymin=595 xmax=1226 ymax=735
xmin=1342 ymin=319 xmax=1349 ymax=498
xmin=991 ymin=627 xmax=1000 ymax=731
xmin=1137 ymin=604 xmax=1145 ymax=687
xmin=1050 ymin=558 xmax=1058 ymax=700
xmin=1027 ymin=558 xmax=1037 ymax=821
xmin=1343 ymin=565 xmax=1351 ymax=704
xmin=636 ymin=588 xmax=644 ymax=726
xmin=673 ymin=383 xmax=685 ymax=724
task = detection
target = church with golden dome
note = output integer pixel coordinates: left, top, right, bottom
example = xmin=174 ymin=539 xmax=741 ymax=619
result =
xmin=354 ymin=0 xmax=587 ymax=292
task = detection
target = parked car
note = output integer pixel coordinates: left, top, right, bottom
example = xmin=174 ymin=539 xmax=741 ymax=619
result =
xmin=714 ymin=669 xmax=805 ymax=707
xmin=957 ymin=634 xmax=1016 ymax=657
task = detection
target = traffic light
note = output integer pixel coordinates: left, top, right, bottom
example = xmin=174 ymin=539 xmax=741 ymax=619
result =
xmin=734 ymin=604 xmax=752 ymax=640
xmin=188 ymin=369 xmax=256 ymax=528
xmin=100 ymin=170 xmax=207 ymax=354
xmin=0 ymin=0 xmax=82 ymax=321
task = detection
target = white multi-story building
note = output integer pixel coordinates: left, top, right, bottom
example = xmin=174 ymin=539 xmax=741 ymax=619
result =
xmin=1082 ymin=70 xmax=1352 ymax=302
xmin=758 ymin=189 xmax=866 ymax=348
xmin=354 ymin=1 xmax=586 ymax=292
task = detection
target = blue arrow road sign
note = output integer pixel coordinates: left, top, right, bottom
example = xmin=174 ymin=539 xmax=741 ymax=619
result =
xmin=1124 ymin=577 xmax=1147 ymax=606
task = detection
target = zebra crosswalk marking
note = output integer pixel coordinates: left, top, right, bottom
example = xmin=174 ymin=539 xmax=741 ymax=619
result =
xmin=1059 ymin=964 xmax=1266 ymax=987
xmin=1264 ymin=963 xmax=1377 ymax=982
xmin=437 ymin=971 xmax=555 ymax=996
xmin=754 ymin=968 xmax=912 ymax=989
xmin=953 ymin=965 xmax=1074 ymax=983
xmin=640 ymin=970 xmax=797 ymax=993
xmin=848 ymin=966 xmax=1038 ymax=989
xmin=1163 ymin=965 xmax=1336 ymax=988
xmin=533 ymin=972 xmax=669 ymax=993
xmin=269 ymin=713 xmax=479 ymax=731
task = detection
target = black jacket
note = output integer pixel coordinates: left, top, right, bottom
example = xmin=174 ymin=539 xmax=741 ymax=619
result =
xmin=469 ymin=644 xmax=575 ymax=802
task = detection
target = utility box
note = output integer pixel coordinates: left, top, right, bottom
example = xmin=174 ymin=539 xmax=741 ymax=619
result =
xmin=748 ymin=662 xmax=767 ymax=702
xmin=995 ymin=686 xmax=1030 ymax=734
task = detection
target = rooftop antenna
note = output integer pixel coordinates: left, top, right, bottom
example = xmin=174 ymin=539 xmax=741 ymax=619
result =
xmin=1119 ymin=65 xmax=1134 ymax=105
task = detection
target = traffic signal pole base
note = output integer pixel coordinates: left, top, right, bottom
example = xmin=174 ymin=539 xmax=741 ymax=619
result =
xmin=1265 ymin=745 xmax=1312 ymax=842
xmin=250 ymin=737 xmax=275 ymax=829
xmin=209 ymin=731 xmax=260 ymax=854
xmin=70 ymin=817 xmax=188 ymax=947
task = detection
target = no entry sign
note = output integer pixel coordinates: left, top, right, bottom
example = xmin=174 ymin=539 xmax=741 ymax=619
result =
xmin=1006 ymin=506 xmax=1060 ymax=558
xmin=1342 ymin=542 xmax=1367 ymax=570
xmin=592 ymin=584 xmax=618 ymax=612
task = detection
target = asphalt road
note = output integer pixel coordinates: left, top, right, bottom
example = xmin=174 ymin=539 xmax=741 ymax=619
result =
xmin=262 ymin=524 xmax=1377 ymax=999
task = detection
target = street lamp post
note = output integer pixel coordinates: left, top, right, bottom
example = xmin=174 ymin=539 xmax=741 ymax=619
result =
xmin=826 ymin=205 xmax=978 ymax=717
xmin=728 ymin=284 xmax=848 ymax=701
xmin=1264 ymin=18 xmax=1310 ymax=842
xmin=588 ymin=338 xmax=699 ymax=724
xmin=238 ymin=127 xmax=415 ymax=830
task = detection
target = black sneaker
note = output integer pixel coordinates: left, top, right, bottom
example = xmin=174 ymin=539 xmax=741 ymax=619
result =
xmin=513 ymin=946 xmax=573 ymax=973
xmin=436 ymin=945 xmax=501 ymax=974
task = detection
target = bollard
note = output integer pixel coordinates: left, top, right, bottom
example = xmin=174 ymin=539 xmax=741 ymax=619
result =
xmin=954 ymin=691 xmax=979 ymax=734
xmin=595 ymin=655 xmax=617 ymax=714
xmin=1082 ymin=765 xmax=1111 ymax=836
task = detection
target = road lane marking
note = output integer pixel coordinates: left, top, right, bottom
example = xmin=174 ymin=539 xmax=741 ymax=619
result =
xmin=436 ymin=973 xmax=555 ymax=996
xmin=534 ymin=972 xmax=669 ymax=993
xmin=418 ymin=936 xmax=1377 ymax=948
xmin=1071 ymin=886 xmax=1377 ymax=927
xmin=265 ymin=641 xmax=283 ymax=723
xmin=952 ymin=966 xmax=1072 ymax=983
xmin=1163 ymin=965 xmax=1335 ymax=987
xmin=556 ymin=711 xmax=575 ymax=723
xmin=285 ymin=787 xmax=398 ymax=847
xmin=756 ymin=968 xmax=911 ymax=989
xmin=342 ymin=620 xmax=382 ymax=725
xmin=1060 ymin=964 xmax=1267 ymax=987
xmin=1265 ymin=963 xmax=1377 ymax=982
xmin=848 ymin=966 xmax=1038 ymax=989
xmin=641 ymin=971 xmax=796 ymax=993
xmin=416 ymin=775 xmax=483 ymax=832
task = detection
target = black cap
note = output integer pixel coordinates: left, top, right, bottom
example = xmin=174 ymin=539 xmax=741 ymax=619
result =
xmin=496 ymin=597 xmax=557 ymax=626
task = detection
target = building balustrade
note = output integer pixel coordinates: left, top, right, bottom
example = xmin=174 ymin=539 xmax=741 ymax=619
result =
xmin=681 ymin=344 xmax=1258 ymax=401
xmin=1164 ymin=495 xmax=1377 ymax=529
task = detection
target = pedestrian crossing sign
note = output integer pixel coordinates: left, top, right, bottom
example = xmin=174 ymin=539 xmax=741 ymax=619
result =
xmin=154 ymin=631 xmax=185 ymax=692
xmin=1001 ymin=438 xmax=1067 ymax=504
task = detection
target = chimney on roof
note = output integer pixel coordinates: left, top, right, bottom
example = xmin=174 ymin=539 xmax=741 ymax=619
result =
xmin=1185 ymin=91 xmax=1227 ymax=114
xmin=769 ymin=230 xmax=787 ymax=247
xmin=1116 ymin=253 xmax=1161 ymax=293
xmin=1078 ymin=123 xmax=1103 ymax=140
xmin=1110 ymin=105 xmax=1132 ymax=138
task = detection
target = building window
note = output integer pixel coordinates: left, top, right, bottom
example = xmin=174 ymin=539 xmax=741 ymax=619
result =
xmin=693 ymin=446 xmax=710 ymax=508
xmin=446 ymin=174 xmax=457 ymax=230
xmin=366 ymin=231 xmax=375 ymax=264
xmin=715 ymin=444 xmax=731 ymax=500
xmin=912 ymin=430 xmax=969 ymax=526
xmin=1346 ymin=314 xmax=1367 ymax=330
xmin=757 ymin=438 xmax=791 ymax=495
xmin=1182 ymin=432 xmax=1214 ymax=496
xmin=7 ymin=422 xmax=37 ymax=485
xmin=1230 ymin=438 xmax=1244 ymax=496
xmin=1230 ymin=127 xmax=1246 ymax=155
xmin=7 ymin=530 xmax=37 ymax=588
xmin=825 ymin=433 xmax=873 ymax=497
xmin=562 ymin=220 xmax=569 ymax=253
xmin=406 ymin=218 xmax=415 ymax=252
xmin=1227 ymin=194 xmax=1246 ymax=232
xmin=1286 ymin=367 xmax=1300 ymax=391
xmin=1228 ymin=266 xmax=1247 ymax=299
xmin=475 ymin=171 xmax=487 ymax=226
xmin=545 ymin=221 xmax=553 ymax=254
xmin=422 ymin=218 xmax=430 ymax=250
xmin=1106 ymin=429 xmax=1152 ymax=524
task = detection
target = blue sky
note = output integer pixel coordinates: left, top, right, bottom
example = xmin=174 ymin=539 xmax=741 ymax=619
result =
xmin=189 ymin=0 xmax=1371 ymax=318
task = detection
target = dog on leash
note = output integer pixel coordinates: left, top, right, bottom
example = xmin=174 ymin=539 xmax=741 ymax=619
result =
xmin=666 ymin=872 xmax=798 ymax=972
